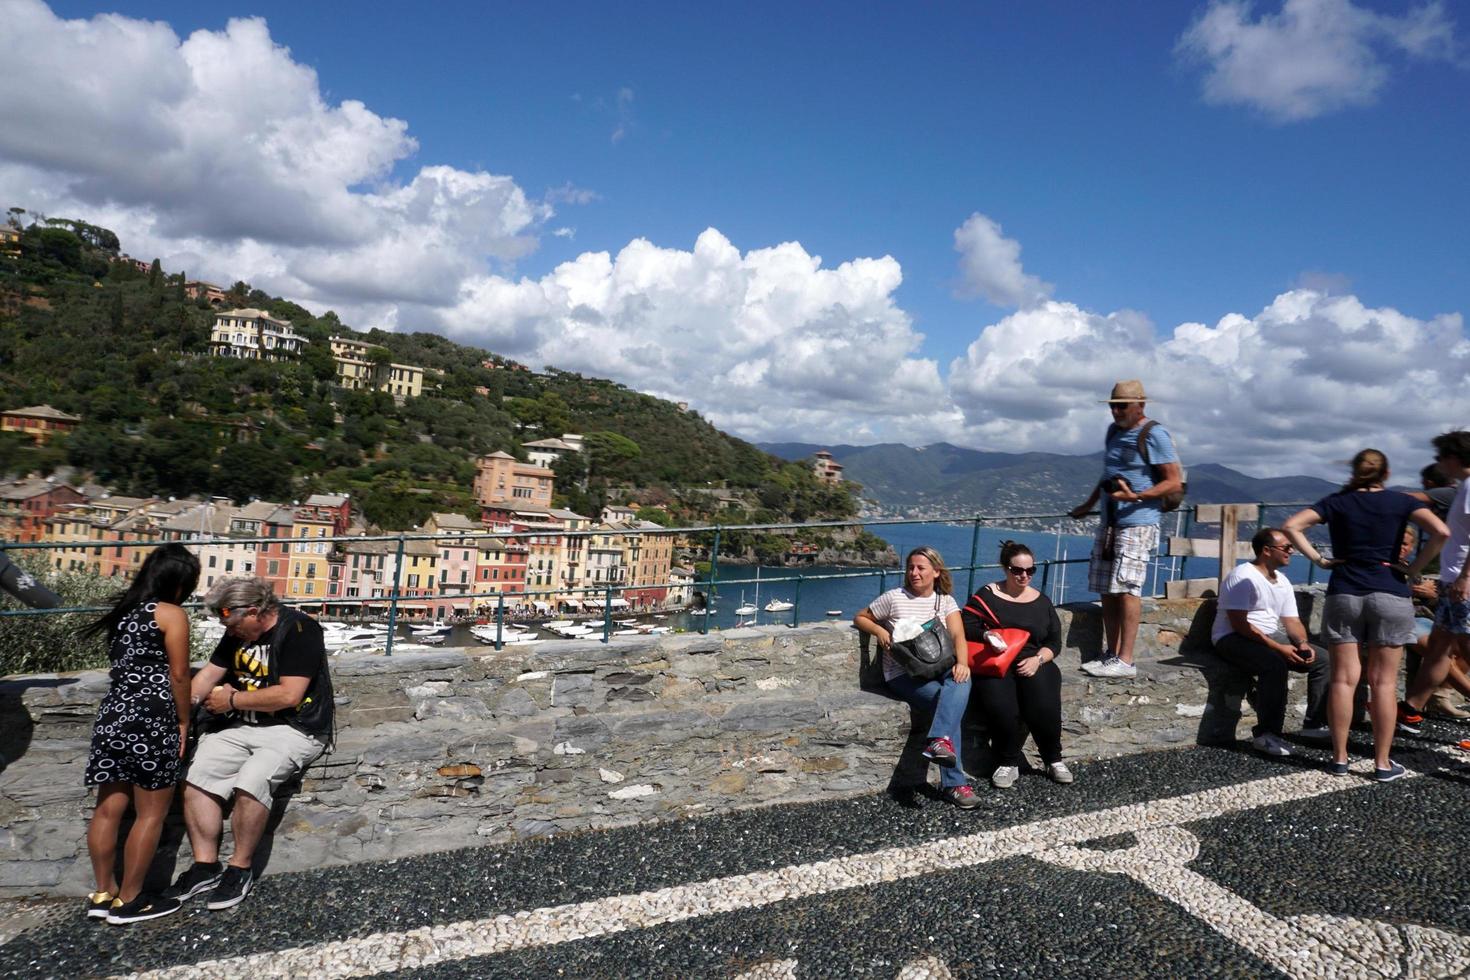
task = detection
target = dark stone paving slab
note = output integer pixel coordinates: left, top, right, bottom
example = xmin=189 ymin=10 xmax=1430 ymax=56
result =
xmin=1 ymin=719 xmax=1466 ymax=978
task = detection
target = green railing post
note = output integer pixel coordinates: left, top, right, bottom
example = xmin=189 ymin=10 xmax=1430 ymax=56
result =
xmin=791 ymin=575 xmax=802 ymax=627
xmin=1040 ymin=560 xmax=1052 ymax=594
xmin=967 ymin=517 xmax=981 ymax=598
xmin=385 ymin=533 xmax=407 ymax=657
xmin=495 ymin=593 xmax=505 ymax=652
xmin=703 ymin=527 xmax=720 ymax=635
xmin=603 ymin=585 xmax=614 ymax=643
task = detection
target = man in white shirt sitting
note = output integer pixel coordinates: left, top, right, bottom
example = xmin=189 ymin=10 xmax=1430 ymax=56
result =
xmin=1211 ymin=527 xmax=1332 ymax=757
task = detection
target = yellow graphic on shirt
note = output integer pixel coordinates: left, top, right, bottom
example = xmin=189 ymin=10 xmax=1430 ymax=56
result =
xmin=230 ymin=642 xmax=270 ymax=692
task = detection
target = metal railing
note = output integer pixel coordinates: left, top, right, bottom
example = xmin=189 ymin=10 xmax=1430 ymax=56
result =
xmin=1 ymin=502 xmax=1318 ymax=657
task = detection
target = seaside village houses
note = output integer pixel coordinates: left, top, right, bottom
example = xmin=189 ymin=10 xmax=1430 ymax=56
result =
xmin=8 ymin=455 xmax=681 ymax=621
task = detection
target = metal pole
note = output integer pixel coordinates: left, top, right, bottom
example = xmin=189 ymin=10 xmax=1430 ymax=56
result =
xmin=385 ymin=533 xmax=406 ymax=657
xmin=602 ymin=584 xmax=613 ymax=643
xmin=792 ymin=574 xmax=801 ymax=627
xmin=495 ymin=592 xmax=505 ymax=652
xmin=967 ymin=517 xmax=981 ymax=598
xmin=703 ymin=527 xmax=720 ymax=635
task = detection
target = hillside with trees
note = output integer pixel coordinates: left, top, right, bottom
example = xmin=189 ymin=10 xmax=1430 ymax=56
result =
xmin=0 ymin=211 xmax=869 ymax=545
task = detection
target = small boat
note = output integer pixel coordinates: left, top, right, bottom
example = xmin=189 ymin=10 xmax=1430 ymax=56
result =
xmin=763 ymin=598 xmax=794 ymax=613
xmin=826 ymin=609 xmax=842 ymax=616
xmin=734 ymin=590 xmax=756 ymax=617
xmin=411 ymin=621 xmax=450 ymax=635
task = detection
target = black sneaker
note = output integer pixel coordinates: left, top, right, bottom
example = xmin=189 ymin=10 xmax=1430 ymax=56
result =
xmin=165 ymin=860 xmax=223 ymax=901
xmin=107 ymin=893 xmax=181 ymax=925
xmin=86 ymin=891 xmax=116 ymax=920
xmin=205 ymin=866 xmax=254 ymax=910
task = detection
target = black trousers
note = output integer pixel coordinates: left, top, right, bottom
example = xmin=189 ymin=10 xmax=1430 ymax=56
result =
xmin=1213 ymin=632 xmax=1330 ymax=737
xmin=971 ymin=658 xmax=1063 ymax=766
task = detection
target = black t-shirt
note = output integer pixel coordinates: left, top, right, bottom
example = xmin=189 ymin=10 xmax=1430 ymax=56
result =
xmin=1311 ymin=489 xmax=1424 ymax=598
xmin=961 ymin=584 xmax=1063 ymax=660
xmin=209 ymin=615 xmax=326 ymax=728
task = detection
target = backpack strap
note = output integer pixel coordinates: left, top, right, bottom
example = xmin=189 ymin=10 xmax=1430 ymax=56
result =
xmin=964 ymin=590 xmax=1003 ymax=628
xmin=1136 ymin=419 xmax=1159 ymax=468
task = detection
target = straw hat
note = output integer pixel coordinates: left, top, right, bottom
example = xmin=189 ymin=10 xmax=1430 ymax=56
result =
xmin=1100 ymin=380 xmax=1149 ymax=403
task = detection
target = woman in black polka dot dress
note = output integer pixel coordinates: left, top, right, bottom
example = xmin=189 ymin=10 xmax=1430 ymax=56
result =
xmin=81 ymin=543 xmax=199 ymax=924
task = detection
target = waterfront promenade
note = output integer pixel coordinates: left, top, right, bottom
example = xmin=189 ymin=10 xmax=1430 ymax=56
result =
xmin=2 ymin=722 xmax=1467 ymax=979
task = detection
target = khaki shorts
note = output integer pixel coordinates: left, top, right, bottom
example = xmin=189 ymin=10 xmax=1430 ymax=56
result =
xmin=188 ymin=723 xmax=325 ymax=804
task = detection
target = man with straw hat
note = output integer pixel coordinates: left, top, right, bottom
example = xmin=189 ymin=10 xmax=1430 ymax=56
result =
xmin=1070 ymin=380 xmax=1183 ymax=679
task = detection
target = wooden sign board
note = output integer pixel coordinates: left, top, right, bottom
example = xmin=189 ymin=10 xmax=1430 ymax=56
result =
xmin=1194 ymin=503 xmax=1261 ymax=524
xmin=1166 ymin=537 xmax=1255 ymax=560
xmin=1166 ymin=577 xmax=1219 ymax=599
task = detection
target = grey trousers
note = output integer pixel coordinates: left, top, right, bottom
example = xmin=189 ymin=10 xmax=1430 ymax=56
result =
xmin=1213 ymin=631 xmax=1330 ymax=737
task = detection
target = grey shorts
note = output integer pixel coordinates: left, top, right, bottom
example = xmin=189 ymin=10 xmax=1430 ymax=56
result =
xmin=187 ymin=723 xmax=326 ymax=804
xmin=1321 ymin=593 xmax=1417 ymax=647
xmin=1088 ymin=524 xmax=1159 ymax=597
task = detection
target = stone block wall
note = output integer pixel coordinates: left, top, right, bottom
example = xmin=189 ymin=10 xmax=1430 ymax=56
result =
xmin=0 ymin=591 xmax=1321 ymax=899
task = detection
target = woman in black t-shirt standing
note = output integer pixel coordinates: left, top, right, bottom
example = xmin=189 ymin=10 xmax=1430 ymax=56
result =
xmin=961 ymin=541 xmax=1072 ymax=789
xmin=1284 ymin=449 xmax=1447 ymax=780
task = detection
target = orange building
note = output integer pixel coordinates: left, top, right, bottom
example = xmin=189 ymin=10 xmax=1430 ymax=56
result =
xmin=1 ymin=405 xmax=82 ymax=444
xmin=472 ymin=452 xmax=554 ymax=508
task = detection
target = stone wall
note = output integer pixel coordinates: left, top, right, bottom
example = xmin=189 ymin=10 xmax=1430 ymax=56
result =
xmin=0 ymin=591 xmax=1321 ymax=899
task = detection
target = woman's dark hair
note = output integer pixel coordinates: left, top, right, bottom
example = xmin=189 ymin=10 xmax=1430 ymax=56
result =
xmin=1343 ymin=449 xmax=1389 ymax=492
xmin=1421 ymin=462 xmax=1452 ymax=489
xmin=998 ymin=540 xmax=1033 ymax=567
xmin=80 ymin=543 xmax=200 ymax=639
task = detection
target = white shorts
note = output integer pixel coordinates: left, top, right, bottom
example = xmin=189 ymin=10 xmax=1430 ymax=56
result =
xmin=188 ymin=723 xmax=325 ymax=804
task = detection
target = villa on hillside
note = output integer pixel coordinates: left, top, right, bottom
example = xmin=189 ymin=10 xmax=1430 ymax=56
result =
xmin=1 ymin=405 xmax=82 ymax=444
xmin=473 ymin=451 xmax=555 ymax=508
xmin=813 ymin=449 xmax=844 ymax=484
xmin=209 ymin=309 xmax=306 ymax=361
xmin=185 ymin=280 xmax=227 ymax=305
xmin=328 ymin=336 xmax=433 ymax=401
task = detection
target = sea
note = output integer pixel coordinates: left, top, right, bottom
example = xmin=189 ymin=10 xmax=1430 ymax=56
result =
xmin=384 ymin=517 xmax=1322 ymax=646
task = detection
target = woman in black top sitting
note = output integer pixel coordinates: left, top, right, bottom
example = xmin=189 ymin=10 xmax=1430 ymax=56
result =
xmin=962 ymin=541 xmax=1072 ymax=789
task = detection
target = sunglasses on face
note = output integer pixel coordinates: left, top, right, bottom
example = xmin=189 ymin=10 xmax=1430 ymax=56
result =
xmin=1269 ymin=543 xmax=1294 ymax=554
xmin=1007 ymin=565 xmax=1035 ymax=576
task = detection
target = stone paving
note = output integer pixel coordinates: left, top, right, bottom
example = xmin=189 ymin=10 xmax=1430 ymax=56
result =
xmin=2 ymin=718 xmax=1468 ymax=979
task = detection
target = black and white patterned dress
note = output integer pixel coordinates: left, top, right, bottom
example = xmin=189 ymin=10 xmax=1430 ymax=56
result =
xmin=84 ymin=602 xmax=182 ymax=791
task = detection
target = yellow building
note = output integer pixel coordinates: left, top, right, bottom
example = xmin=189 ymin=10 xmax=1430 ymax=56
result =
xmin=210 ymin=309 xmax=306 ymax=360
xmin=287 ymin=512 xmax=334 ymax=601
xmin=329 ymin=336 xmax=431 ymax=400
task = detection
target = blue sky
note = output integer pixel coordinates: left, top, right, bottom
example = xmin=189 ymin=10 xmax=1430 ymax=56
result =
xmin=8 ymin=0 xmax=1470 ymax=474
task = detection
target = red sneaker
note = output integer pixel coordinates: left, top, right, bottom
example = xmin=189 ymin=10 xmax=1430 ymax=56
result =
xmin=944 ymin=784 xmax=980 ymax=809
xmin=923 ymin=736 xmax=957 ymax=768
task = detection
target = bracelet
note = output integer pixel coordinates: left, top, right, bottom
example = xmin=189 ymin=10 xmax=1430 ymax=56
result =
xmin=229 ymin=691 xmax=237 ymax=711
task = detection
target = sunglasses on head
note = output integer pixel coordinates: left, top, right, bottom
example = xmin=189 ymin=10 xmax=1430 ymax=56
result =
xmin=1007 ymin=564 xmax=1035 ymax=576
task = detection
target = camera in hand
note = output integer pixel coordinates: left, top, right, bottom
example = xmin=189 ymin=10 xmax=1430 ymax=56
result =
xmin=1101 ymin=475 xmax=1131 ymax=494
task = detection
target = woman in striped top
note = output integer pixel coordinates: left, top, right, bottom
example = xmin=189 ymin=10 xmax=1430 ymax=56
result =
xmin=854 ymin=547 xmax=977 ymax=808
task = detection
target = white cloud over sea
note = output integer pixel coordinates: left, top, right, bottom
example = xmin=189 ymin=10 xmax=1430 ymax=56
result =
xmin=0 ymin=1 xmax=1463 ymax=479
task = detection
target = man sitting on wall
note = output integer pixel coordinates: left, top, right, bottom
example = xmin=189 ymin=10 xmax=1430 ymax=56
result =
xmin=1211 ymin=528 xmax=1331 ymax=757
xmin=165 ymin=577 xmax=333 ymax=910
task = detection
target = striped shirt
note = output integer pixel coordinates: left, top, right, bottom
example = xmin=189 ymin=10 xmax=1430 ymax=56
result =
xmin=866 ymin=587 xmax=960 ymax=681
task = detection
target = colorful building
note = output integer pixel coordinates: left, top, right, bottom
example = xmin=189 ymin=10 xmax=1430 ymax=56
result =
xmin=472 ymin=452 xmax=554 ymax=508
xmin=1 ymin=405 xmax=82 ymax=444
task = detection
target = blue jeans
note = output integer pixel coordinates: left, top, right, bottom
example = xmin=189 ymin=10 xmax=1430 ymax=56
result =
xmin=886 ymin=671 xmax=972 ymax=788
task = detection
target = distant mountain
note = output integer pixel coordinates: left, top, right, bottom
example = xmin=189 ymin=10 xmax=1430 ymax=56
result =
xmin=759 ymin=442 xmax=1339 ymax=520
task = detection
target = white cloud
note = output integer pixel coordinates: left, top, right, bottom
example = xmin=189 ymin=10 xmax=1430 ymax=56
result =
xmin=1176 ymin=0 xmax=1459 ymax=121
xmin=953 ymin=212 xmax=1052 ymax=308
xmin=428 ymin=229 xmax=954 ymax=444
xmin=0 ymin=0 xmax=546 ymax=307
xmin=947 ymin=290 xmax=1469 ymax=477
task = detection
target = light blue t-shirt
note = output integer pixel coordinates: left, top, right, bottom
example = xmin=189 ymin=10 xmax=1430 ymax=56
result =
xmin=1104 ymin=421 xmax=1178 ymax=528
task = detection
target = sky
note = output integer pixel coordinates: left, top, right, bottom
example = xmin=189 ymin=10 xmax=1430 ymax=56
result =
xmin=2 ymin=0 xmax=1468 ymax=478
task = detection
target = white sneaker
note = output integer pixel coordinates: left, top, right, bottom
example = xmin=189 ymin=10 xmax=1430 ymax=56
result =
xmin=1090 ymin=657 xmax=1137 ymax=679
xmin=1252 ymin=733 xmax=1292 ymax=757
xmin=1047 ymin=761 xmax=1075 ymax=784
xmin=991 ymin=765 xmax=1019 ymax=788
xmin=1079 ymin=655 xmax=1111 ymax=676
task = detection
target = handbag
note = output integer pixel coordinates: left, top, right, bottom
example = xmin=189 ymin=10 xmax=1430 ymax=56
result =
xmin=963 ymin=591 xmax=1031 ymax=678
xmin=886 ymin=596 xmax=957 ymax=681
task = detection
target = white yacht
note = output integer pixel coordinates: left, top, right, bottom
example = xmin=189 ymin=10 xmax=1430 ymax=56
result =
xmin=763 ymin=598 xmax=794 ymax=613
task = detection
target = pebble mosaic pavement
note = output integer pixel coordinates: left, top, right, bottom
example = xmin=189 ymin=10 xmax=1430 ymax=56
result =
xmin=1 ymin=721 xmax=1468 ymax=979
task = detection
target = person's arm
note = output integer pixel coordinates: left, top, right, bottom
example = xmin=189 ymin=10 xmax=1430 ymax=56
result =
xmin=191 ymin=661 xmax=227 ymax=704
xmin=945 ymin=609 xmax=970 ymax=683
xmin=1115 ymin=461 xmax=1182 ymax=504
xmin=1405 ymin=507 xmax=1450 ymax=584
xmin=1014 ymin=600 xmax=1061 ymax=677
xmin=154 ymin=604 xmax=195 ymax=754
xmin=1282 ymin=508 xmax=1336 ymax=569
xmin=1070 ymin=484 xmax=1101 ymax=520
xmin=208 ymin=675 xmax=311 ymax=715
xmin=1225 ymin=608 xmax=1309 ymax=665
xmin=853 ymin=607 xmax=891 ymax=651
xmin=1278 ymin=616 xmax=1312 ymax=652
